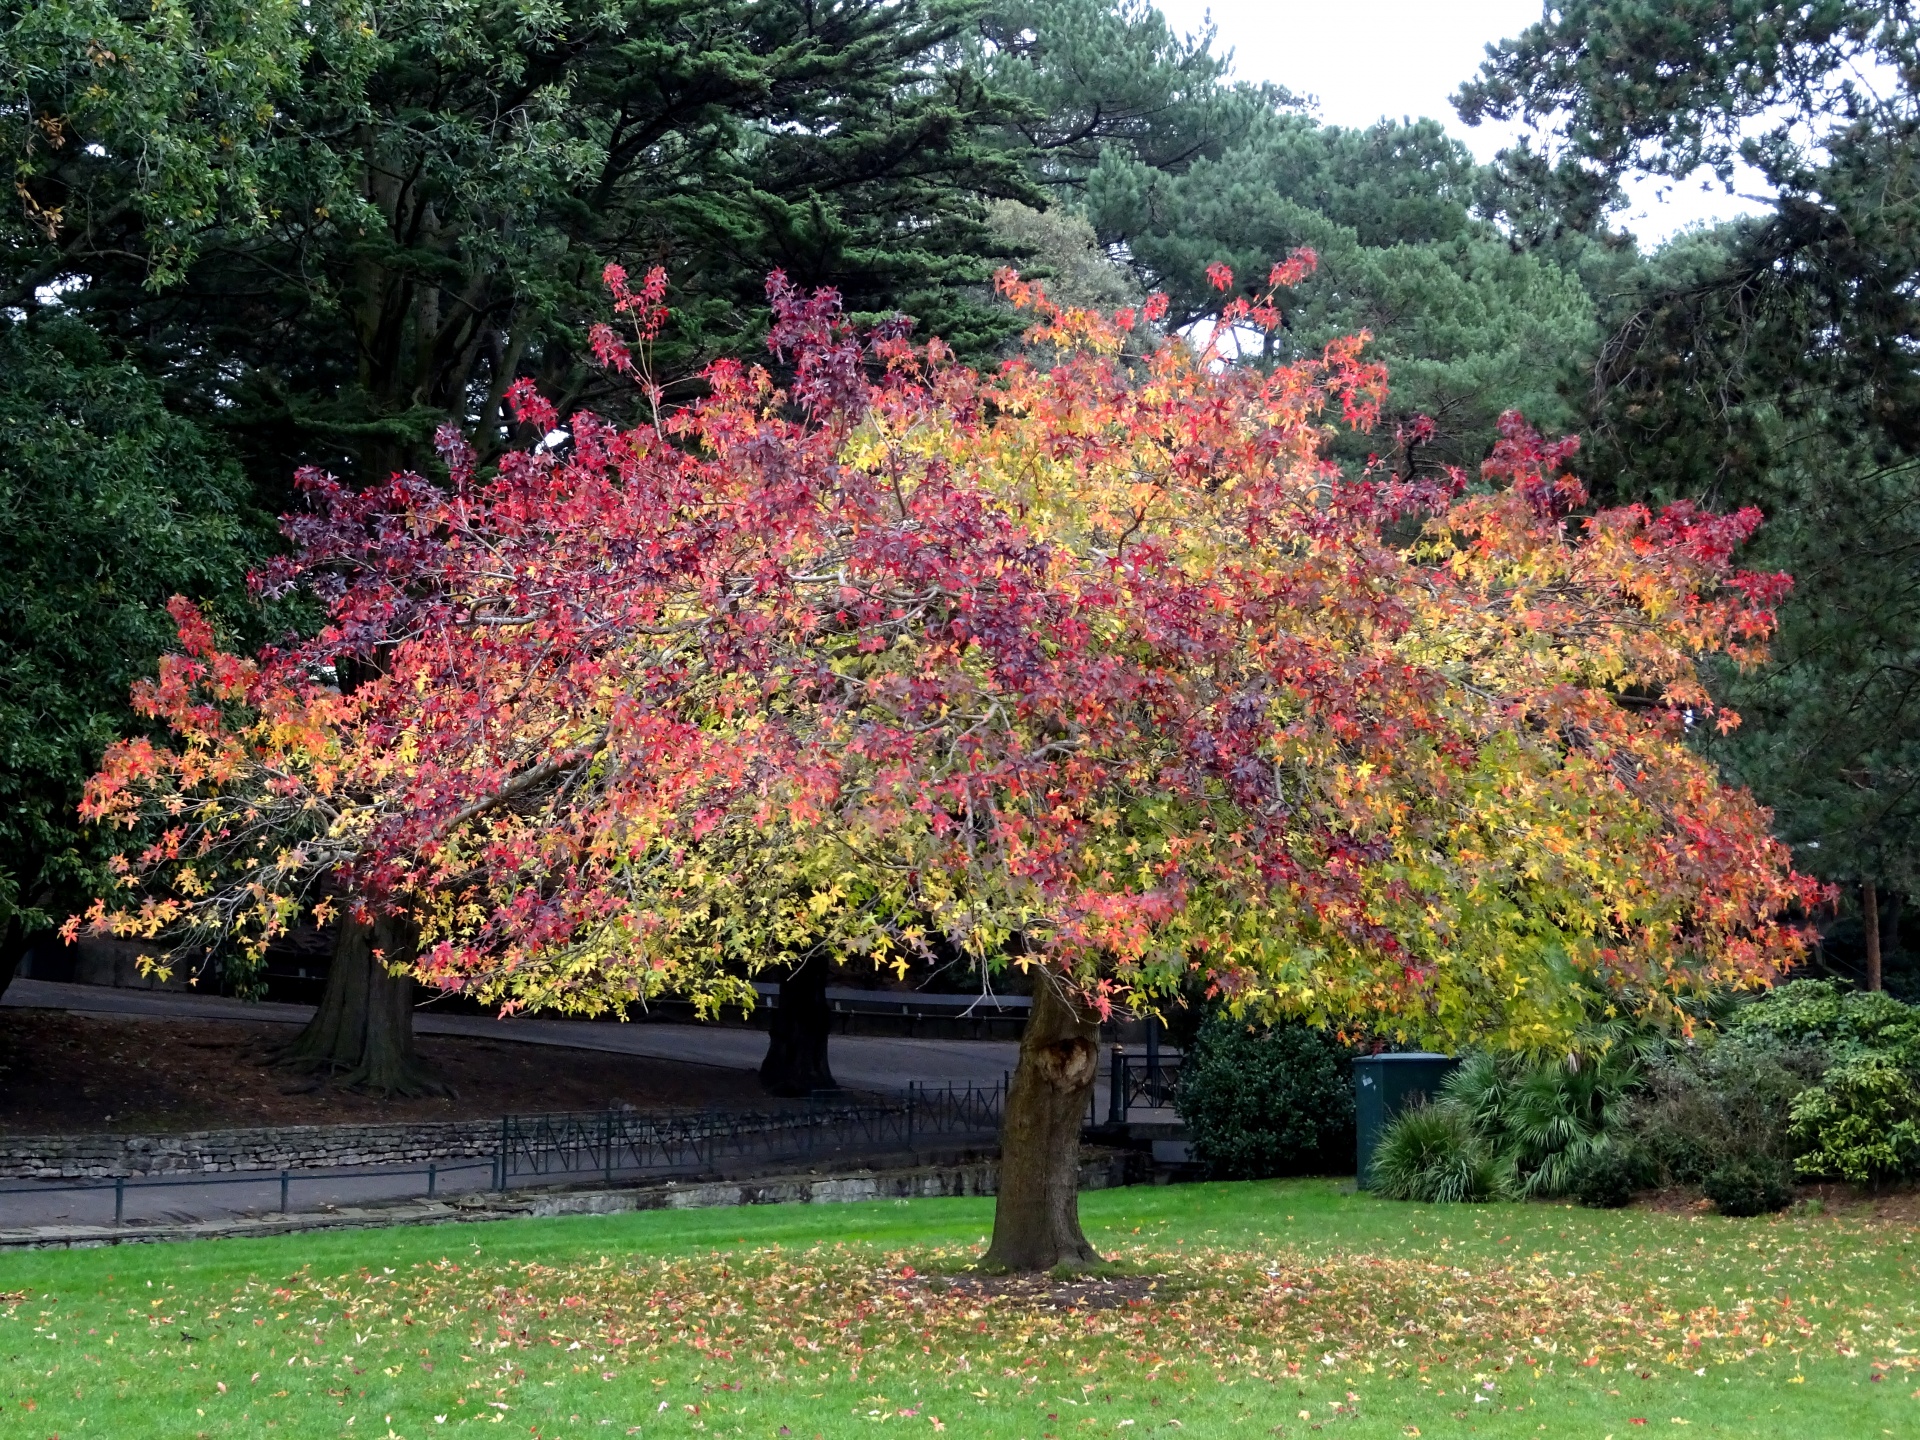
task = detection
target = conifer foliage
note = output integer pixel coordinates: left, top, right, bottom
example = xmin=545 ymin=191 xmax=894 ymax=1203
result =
xmin=5 ymin=0 xmax=1034 ymax=492
xmin=1460 ymin=0 xmax=1920 ymax=954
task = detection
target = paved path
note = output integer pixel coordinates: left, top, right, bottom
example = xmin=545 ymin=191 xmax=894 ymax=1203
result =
xmin=1 ymin=977 xmax=1022 ymax=1093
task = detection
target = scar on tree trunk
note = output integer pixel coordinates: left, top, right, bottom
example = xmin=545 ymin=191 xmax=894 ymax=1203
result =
xmin=279 ymin=911 xmax=448 ymax=1096
xmin=760 ymin=952 xmax=836 ymax=1096
xmin=983 ymin=975 xmax=1103 ymax=1272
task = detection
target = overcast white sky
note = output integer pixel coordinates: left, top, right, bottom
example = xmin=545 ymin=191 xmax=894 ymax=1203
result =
xmin=1151 ymin=0 xmax=1770 ymax=243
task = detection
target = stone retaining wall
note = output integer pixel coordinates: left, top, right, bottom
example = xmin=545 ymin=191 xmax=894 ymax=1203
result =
xmin=0 ymin=1119 xmax=505 ymax=1179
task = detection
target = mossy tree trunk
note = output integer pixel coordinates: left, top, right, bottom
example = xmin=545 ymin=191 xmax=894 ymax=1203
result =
xmin=759 ymin=952 xmax=836 ymax=1096
xmin=982 ymin=976 xmax=1102 ymax=1271
xmin=280 ymin=911 xmax=444 ymax=1095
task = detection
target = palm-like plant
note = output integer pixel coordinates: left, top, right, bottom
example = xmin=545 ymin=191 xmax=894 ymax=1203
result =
xmin=1501 ymin=1052 xmax=1635 ymax=1197
xmin=1441 ymin=1047 xmax=1636 ymax=1198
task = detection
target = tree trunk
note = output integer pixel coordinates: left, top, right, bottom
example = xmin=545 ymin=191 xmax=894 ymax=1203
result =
xmin=760 ymin=953 xmax=837 ymax=1096
xmin=1865 ymin=880 xmax=1884 ymax=992
xmin=279 ymin=912 xmax=445 ymax=1095
xmin=983 ymin=977 xmax=1102 ymax=1272
xmin=0 ymin=915 xmax=28 ymax=1002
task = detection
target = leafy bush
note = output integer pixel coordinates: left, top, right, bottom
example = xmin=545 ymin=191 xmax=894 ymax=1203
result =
xmin=1369 ymin=1102 xmax=1504 ymax=1203
xmin=1730 ymin=980 xmax=1920 ymax=1065
xmin=1788 ymin=1052 xmax=1920 ymax=1184
xmin=1703 ymin=1158 xmax=1794 ymax=1217
xmin=1629 ymin=1038 xmax=1821 ymax=1186
xmin=1713 ymin=981 xmax=1920 ymax=1186
xmin=1178 ymin=1017 xmax=1353 ymax=1179
xmin=1567 ymin=1145 xmax=1643 ymax=1208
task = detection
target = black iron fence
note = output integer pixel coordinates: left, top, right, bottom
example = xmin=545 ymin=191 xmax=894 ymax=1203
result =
xmin=1104 ymin=1048 xmax=1183 ymax=1123
xmin=0 ymin=1159 xmax=496 ymax=1229
xmin=0 ymin=1081 xmax=1006 ymax=1231
xmin=494 ymin=1081 xmax=1004 ymax=1187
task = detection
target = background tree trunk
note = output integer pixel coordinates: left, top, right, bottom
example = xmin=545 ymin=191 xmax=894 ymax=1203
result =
xmin=760 ymin=953 xmax=836 ymax=1096
xmin=280 ymin=912 xmax=444 ymax=1095
xmin=0 ymin=915 xmax=28 ymax=1002
xmin=1865 ymin=880 xmax=1884 ymax=991
xmin=983 ymin=977 xmax=1102 ymax=1272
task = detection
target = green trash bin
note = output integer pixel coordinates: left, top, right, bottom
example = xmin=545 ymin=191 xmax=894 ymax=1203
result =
xmin=1353 ymin=1053 xmax=1457 ymax=1188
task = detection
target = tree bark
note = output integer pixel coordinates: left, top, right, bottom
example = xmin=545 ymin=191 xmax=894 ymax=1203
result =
xmin=983 ymin=976 xmax=1103 ymax=1272
xmin=1865 ymin=880 xmax=1884 ymax=992
xmin=279 ymin=912 xmax=445 ymax=1095
xmin=760 ymin=953 xmax=837 ymax=1096
xmin=0 ymin=915 xmax=28 ymax=1002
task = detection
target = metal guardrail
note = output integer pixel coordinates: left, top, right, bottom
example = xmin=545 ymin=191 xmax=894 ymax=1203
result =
xmin=0 ymin=1081 xmax=1007 ymax=1229
xmin=749 ymin=982 xmax=1032 ymax=1014
xmin=0 ymin=1159 xmax=493 ymax=1224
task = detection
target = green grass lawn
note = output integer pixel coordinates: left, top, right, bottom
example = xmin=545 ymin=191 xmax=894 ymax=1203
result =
xmin=3 ymin=1181 xmax=1917 ymax=1439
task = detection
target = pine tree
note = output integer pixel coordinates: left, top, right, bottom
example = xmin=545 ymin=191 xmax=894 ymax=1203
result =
xmin=1083 ymin=114 xmax=1598 ymax=472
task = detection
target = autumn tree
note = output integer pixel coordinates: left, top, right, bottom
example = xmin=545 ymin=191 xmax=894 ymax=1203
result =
xmin=81 ymin=264 xmax=1818 ymax=1260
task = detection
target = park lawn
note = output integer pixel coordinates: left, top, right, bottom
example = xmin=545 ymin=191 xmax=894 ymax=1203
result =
xmin=2 ymin=1182 xmax=1917 ymax=1439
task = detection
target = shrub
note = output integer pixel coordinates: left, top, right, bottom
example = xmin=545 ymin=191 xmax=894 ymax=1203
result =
xmin=1788 ymin=1051 xmax=1920 ymax=1184
xmin=1629 ymin=1037 xmax=1821 ymax=1186
xmin=1730 ymin=979 xmax=1920 ymax=1065
xmin=1502 ymin=1052 xmax=1635 ymax=1197
xmin=1369 ymin=1102 xmax=1504 ymax=1203
xmin=1704 ymin=1158 xmax=1795 ymax=1217
xmin=1567 ymin=1145 xmax=1642 ymax=1208
xmin=1178 ymin=1017 xmax=1353 ymax=1179
xmin=1438 ymin=1050 xmax=1515 ymax=1138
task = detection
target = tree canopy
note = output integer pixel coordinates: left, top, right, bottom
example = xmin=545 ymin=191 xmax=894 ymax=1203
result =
xmin=77 ymin=268 xmax=1819 ymax=1260
xmin=80 ymin=267 xmax=1817 ymax=1038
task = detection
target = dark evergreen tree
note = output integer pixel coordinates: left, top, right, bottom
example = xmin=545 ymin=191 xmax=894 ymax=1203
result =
xmin=0 ymin=316 xmax=267 ymax=991
xmin=974 ymin=1 xmax=1599 ymax=473
xmin=1083 ymin=113 xmax=1597 ymax=472
xmin=1459 ymin=2 xmax=1920 ymax=962
xmin=5 ymin=0 xmax=1038 ymax=500
xmin=973 ymin=0 xmax=1275 ymax=184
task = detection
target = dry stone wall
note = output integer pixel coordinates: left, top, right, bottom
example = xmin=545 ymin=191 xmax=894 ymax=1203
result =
xmin=0 ymin=1120 xmax=504 ymax=1179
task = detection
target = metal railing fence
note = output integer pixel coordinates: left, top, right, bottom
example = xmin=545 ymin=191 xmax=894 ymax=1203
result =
xmin=495 ymin=1080 xmax=1003 ymax=1186
xmin=0 ymin=1081 xmax=1006 ymax=1230
xmin=1104 ymin=1049 xmax=1183 ymax=1123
